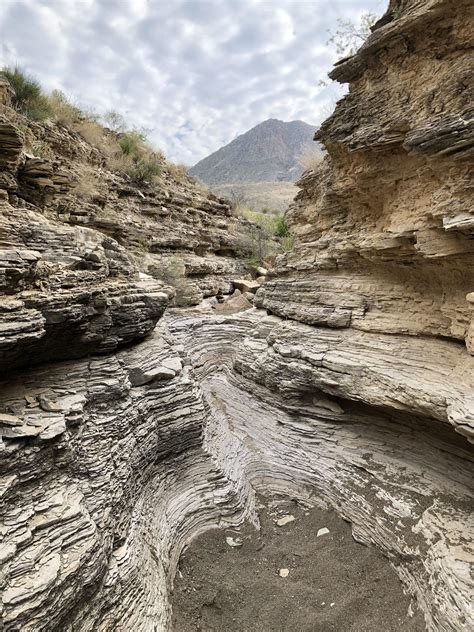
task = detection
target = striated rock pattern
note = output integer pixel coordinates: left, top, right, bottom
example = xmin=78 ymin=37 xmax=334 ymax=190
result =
xmin=1 ymin=310 xmax=472 ymax=631
xmin=0 ymin=98 xmax=254 ymax=370
xmin=1 ymin=1 xmax=473 ymax=631
xmin=256 ymin=0 xmax=474 ymax=352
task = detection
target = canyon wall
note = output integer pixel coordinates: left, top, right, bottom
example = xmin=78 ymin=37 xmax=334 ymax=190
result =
xmin=0 ymin=91 xmax=251 ymax=371
xmin=258 ymin=0 xmax=474 ymax=361
xmin=1 ymin=0 xmax=473 ymax=631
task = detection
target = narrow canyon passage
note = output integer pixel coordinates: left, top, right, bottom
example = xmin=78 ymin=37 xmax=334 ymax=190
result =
xmin=2 ymin=310 xmax=472 ymax=631
xmin=1 ymin=0 xmax=473 ymax=630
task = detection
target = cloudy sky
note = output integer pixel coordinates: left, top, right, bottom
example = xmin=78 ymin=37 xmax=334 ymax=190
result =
xmin=0 ymin=0 xmax=385 ymax=164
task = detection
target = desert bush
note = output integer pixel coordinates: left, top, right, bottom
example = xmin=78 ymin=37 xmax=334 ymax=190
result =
xmin=0 ymin=66 xmax=51 ymax=120
xmin=107 ymin=151 xmax=134 ymax=173
xmin=275 ymin=214 xmax=289 ymax=237
xmin=235 ymin=205 xmax=277 ymax=265
xmin=280 ymin=235 xmax=294 ymax=252
xmin=102 ymin=110 xmax=125 ymax=133
xmin=154 ymin=257 xmax=192 ymax=305
xmin=227 ymin=188 xmax=249 ymax=212
xmin=111 ymin=129 xmax=163 ymax=183
xmin=128 ymin=156 xmax=162 ymax=184
xmin=166 ymin=162 xmax=189 ymax=183
xmin=119 ymin=130 xmax=146 ymax=156
xmin=77 ymin=119 xmax=107 ymax=147
xmin=73 ymin=170 xmax=99 ymax=201
xmin=30 ymin=140 xmax=53 ymax=159
xmin=47 ymin=89 xmax=82 ymax=126
xmin=235 ymin=204 xmax=294 ymax=263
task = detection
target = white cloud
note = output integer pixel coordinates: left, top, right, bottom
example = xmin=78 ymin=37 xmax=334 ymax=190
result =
xmin=0 ymin=0 xmax=386 ymax=164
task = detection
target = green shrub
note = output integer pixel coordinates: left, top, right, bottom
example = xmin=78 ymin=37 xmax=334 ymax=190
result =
xmin=1 ymin=66 xmax=51 ymax=120
xmin=275 ymin=214 xmax=289 ymax=237
xmin=128 ymin=157 xmax=161 ymax=183
xmin=119 ymin=130 xmax=146 ymax=156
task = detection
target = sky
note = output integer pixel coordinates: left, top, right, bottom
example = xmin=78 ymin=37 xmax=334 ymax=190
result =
xmin=0 ymin=0 xmax=385 ymax=164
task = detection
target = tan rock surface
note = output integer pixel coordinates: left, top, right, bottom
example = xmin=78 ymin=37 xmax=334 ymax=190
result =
xmin=256 ymin=0 xmax=474 ymax=351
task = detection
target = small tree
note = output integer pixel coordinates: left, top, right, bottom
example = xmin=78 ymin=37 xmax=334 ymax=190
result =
xmin=103 ymin=110 xmax=126 ymax=133
xmin=228 ymin=188 xmax=249 ymax=213
xmin=327 ymin=12 xmax=378 ymax=58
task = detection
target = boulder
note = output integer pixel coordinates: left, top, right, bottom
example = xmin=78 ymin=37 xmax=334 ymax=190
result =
xmin=214 ymin=293 xmax=253 ymax=314
xmin=231 ymin=279 xmax=261 ymax=294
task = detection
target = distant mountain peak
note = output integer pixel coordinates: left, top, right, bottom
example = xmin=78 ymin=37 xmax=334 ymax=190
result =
xmin=189 ymin=118 xmax=318 ymax=186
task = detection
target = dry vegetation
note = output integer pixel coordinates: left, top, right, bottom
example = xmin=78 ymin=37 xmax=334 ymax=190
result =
xmin=213 ymin=181 xmax=296 ymax=213
xmin=232 ymin=202 xmax=293 ymax=265
xmin=72 ymin=169 xmax=100 ymax=201
xmin=298 ymin=145 xmax=324 ymax=171
xmin=0 ymin=66 xmax=182 ymax=186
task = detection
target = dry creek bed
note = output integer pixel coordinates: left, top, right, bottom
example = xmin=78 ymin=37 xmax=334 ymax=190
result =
xmin=171 ymin=496 xmax=426 ymax=631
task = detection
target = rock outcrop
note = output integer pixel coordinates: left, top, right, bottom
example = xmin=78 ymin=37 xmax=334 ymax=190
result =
xmin=257 ymin=0 xmax=474 ymax=357
xmin=0 ymin=95 xmax=255 ymax=370
xmin=1 ymin=1 xmax=473 ymax=631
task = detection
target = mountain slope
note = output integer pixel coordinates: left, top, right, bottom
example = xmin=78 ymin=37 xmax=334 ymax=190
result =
xmin=190 ymin=118 xmax=317 ymax=185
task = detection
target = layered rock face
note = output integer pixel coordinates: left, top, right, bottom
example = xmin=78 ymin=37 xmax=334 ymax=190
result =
xmin=0 ymin=94 xmax=250 ymax=370
xmin=257 ymin=0 xmax=474 ymax=355
xmin=1 ymin=1 xmax=473 ymax=631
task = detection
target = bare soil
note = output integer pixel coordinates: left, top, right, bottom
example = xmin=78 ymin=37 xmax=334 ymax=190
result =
xmin=171 ymin=497 xmax=426 ymax=632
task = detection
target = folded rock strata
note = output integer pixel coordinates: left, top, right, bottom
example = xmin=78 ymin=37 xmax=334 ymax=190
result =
xmin=1 ymin=311 xmax=472 ymax=631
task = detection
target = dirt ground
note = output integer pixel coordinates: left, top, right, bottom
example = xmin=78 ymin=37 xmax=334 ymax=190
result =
xmin=171 ymin=497 xmax=426 ymax=632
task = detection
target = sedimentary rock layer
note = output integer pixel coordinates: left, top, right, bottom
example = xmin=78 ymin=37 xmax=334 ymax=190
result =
xmin=0 ymin=93 xmax=254 ymax=369
xmin=1 ymin=311 xmax=473 ymax=631
xmin=1 ymin=1 xmax=473 ymax=630
xmin=256 ymin=0 xmax=474 ymax=351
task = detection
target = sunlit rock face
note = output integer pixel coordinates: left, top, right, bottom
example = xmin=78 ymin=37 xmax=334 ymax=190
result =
xmin=256 ymin=0 xmax=474 ymax=354
xmin=0 ymin=1 xmax=473 ymax=631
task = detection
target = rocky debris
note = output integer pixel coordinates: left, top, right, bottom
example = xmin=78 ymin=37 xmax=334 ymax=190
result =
xmin=214 ymin=293 xmax=253 ymax=315
xmin=317 ymin=528 xmax=330 ymax=537
xmin=276 ymin=515 xmax=295 ymax=527
xmin=171 ymin=500 xmax=425 ymax=632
